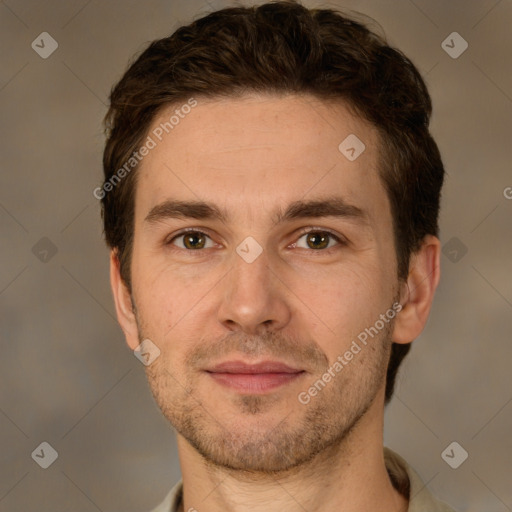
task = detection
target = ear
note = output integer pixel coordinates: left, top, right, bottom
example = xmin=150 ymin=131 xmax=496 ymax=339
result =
xmin=110 ymin=250 xmax=140 ymax=351
xmin=392 ymin=235 xmax=441 ymax=344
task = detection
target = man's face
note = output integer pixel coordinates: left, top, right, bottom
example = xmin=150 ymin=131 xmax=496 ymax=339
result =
xmin=127 ymin=94 xmax=402 ymax=472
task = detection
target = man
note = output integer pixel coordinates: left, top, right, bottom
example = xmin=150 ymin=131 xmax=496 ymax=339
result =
xmin=99 ymin=1 xmax=455 ymax=510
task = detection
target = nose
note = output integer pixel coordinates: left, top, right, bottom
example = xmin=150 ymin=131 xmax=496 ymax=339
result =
xmin=217 ymin=245 xmax=291 ymax=335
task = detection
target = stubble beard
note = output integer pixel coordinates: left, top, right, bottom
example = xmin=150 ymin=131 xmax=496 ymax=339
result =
xmin=141 ymin=316 xmax=393 ymax=475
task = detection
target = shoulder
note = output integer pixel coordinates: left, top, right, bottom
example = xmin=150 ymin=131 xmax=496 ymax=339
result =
xmin=146 ymin=480 xmax=183 ymax=512
xmin=384 ymin=447 xmax=458 ymax=512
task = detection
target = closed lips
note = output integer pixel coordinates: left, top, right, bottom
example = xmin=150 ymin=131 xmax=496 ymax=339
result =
xmin=205 ymin=360 xmax=304 ymax=374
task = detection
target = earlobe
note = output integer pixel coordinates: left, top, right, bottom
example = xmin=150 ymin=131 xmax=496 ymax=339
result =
xmin=392 ymin=235 xmax=441 ymax=344
xmin=109 ymin=250 xmax=140 ymax=350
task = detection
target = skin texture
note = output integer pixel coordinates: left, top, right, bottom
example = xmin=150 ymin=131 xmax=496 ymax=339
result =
xmin=110 ymin=93 xmax=441 ymax=512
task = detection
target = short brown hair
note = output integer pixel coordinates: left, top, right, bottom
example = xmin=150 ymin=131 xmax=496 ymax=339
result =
xmin=101 ymin=0 xmax=445 ymax=404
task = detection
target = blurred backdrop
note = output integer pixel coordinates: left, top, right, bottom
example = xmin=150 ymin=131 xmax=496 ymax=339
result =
xmin=0 ymin=0 xmax=511 ymax=511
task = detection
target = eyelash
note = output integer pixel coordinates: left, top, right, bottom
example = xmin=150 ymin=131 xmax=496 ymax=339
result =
xmin=165 ymin=227 xmax=346 ymax=254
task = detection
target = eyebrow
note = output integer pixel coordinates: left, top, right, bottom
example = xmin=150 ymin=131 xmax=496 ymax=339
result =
xmin=144 ymin=196 xmax=369 ymax=227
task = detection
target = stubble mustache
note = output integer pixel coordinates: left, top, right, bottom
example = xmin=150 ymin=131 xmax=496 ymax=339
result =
xmin=184 ymin=330 xmax=330 ymax=375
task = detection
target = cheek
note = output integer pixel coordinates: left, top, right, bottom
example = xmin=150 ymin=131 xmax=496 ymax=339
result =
xmin=131 ymin=258 xmax=181 ymax=340
xmin=132 ymin=236 xmax=190 ymax=293
xmin=131 ymin=256 xmax=220 ymax=361
xmin=294 ymin=262 xmax=392 ymax=355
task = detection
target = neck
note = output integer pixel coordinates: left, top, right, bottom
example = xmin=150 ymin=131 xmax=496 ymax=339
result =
xmin=176 ymin=398 xmax=408 ymax=512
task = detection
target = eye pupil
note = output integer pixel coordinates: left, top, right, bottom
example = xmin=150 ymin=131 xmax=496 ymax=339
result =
xmin=184 ymin=232 xmax=205 ymax=249
xmin=307 ymin=232 xmax=329 ymax=250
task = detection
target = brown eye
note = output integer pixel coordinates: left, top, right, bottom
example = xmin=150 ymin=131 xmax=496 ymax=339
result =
xmin=295 ymin=230 xmax=343 ymax=251
xmin=169 ymin=231 xmax=213 ymax=250
xmin=306 ymin=232 xmax=329 ymax=249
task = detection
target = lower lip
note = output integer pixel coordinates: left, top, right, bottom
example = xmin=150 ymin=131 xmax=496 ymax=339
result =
xmin=207 ymin=372 xmax=304 ymax=393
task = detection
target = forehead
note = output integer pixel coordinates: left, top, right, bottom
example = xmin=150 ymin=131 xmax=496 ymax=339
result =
xmin=135 ymin=93 xmax=388 ymax=227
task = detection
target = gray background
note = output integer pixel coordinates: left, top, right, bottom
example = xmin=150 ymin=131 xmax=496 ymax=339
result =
xmin=1 ymin=0 xmax=511 ymax=510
